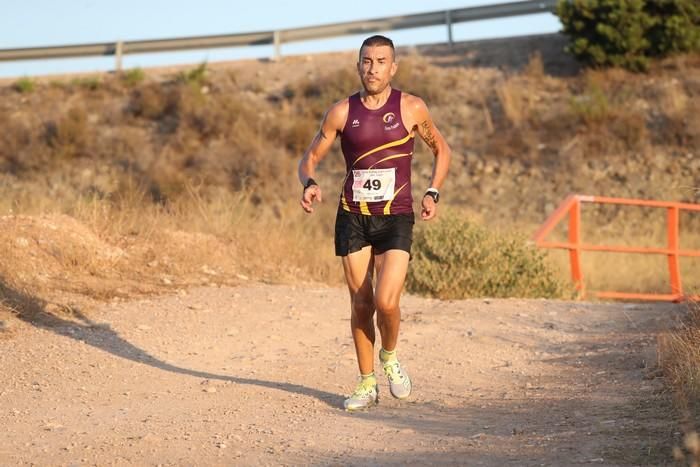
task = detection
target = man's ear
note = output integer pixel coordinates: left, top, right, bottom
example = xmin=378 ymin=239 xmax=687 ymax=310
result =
xmin=390 ymin=61 xmax=398 ymax=78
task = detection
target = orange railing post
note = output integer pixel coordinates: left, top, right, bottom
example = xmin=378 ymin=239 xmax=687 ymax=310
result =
xmin=667 ymin=206 xmax=682 ymax=298
xmin=533 ymin=194 xmax=700 ymax=302
xmin=568 ymin=198 xmax=584 ymax=297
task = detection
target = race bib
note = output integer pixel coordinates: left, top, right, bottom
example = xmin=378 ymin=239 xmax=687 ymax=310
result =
xmin=352 ymin=168 xmax=395 ymax=202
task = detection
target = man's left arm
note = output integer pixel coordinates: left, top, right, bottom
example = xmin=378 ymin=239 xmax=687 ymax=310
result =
xmin=409 ymin=96 xmax=451 ymax=220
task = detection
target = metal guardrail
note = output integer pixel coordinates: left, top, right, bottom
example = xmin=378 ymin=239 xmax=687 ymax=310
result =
xmin=533 ymin=194 xmax=700 ymax=302
xmin=0 ymin=0 xmax=558 ymax=71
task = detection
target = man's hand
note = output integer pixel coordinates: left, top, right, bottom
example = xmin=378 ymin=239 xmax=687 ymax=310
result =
xmin=300 ymin=185 xmax=323 ymax=213
xmin=421 ymin=195 xmax=437 ymax=220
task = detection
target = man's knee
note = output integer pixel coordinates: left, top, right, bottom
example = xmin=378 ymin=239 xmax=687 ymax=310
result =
xmin=374 ymin=295 xmax=399 ymax=315
xmin=352 ymin=295 xmax=375 ymax=318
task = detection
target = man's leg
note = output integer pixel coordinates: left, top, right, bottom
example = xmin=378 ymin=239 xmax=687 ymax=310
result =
xmin=340 ymin=246 xmax=381 ymax=410
xmin=340 ymin=245 xmax=376 ymax=375
xmin=373 ymin=249 xmax=412 ymax=399
xmin=373 ymin=249 xmax=410 ymax=350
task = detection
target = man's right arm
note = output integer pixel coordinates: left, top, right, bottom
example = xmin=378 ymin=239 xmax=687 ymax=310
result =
xmin=298 ymin=100 xmax=348 ymax=213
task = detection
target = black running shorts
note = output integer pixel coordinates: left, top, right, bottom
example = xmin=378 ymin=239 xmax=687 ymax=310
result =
xmin=334 ymin=209 xmax=414 ymax=257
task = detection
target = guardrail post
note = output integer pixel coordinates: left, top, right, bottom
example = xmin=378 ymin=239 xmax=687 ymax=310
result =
xmin=568 ymin=198 xmax=584 ymax=297
xmin=273 ymin=31 xmax=281 ymax=61
xmin=115 ymin=41 xmax=124 ymax=72
xmin=667 ymin=206 xmax=683 ymax=298
xmin=445 ymin=11 xmax=454 ymax=48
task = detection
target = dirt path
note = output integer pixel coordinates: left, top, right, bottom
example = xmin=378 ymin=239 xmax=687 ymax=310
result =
xmin=0 ymin=283 xmax=683 ymax=466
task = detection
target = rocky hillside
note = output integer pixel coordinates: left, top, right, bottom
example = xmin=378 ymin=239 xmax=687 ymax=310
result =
xmin=1 ymin=34 xmax=698 ymax=230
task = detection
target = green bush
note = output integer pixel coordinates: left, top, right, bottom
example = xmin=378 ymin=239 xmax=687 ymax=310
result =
xmin=178 ymin=62 xmax=208 ymax=88
xmin=406 ymin=212 xmax=563 ymax=299
xmin=557 ymin=0 xmax=700 ymax=71
xmin=71 ymin=76 xmax=101 ymax=91
xmin=122 ymin=67 xmax=146 ymax=87
xmin=13 ymin=77 xmax=35 ymax=94
xmin=646 ymin=0 xmax=700 ymax=56
xmin=570 ymin=79 xmax=610 ymax=125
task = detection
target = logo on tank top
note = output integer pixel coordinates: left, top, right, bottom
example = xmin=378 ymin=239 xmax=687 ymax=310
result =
xmin=352 ymin=119 xmax=360 ymax=128
xmin=382 ymin=112 xmax=400 ymax=131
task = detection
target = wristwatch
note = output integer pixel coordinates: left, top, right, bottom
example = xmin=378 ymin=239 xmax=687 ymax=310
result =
xmin=424 ymin=188 xmax=440 ymax=203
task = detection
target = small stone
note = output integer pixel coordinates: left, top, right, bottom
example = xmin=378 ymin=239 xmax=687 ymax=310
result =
xmin=43 ymin=422 xmax=63 ymax=431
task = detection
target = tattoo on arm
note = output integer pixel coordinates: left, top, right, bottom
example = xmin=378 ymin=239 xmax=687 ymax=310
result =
xmin=319 ymin=129 xmax=328 ymax=140
xmin=420 ymin=120 xmax=439 ymax=153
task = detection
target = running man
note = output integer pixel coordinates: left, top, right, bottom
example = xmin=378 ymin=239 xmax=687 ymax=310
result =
xmin=298 ymin=35 xmax=451 ymax=411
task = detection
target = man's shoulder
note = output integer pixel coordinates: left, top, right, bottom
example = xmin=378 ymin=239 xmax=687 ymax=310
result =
xmin=399 ymin=92 xmax=427 ymax=111
xmin=329 ymin=96 xmax=350 ymax=112
xmin=399 ymin=92 xmax=430 ymax=125
xmin=324 ymin=97 xmax=350 ymax=130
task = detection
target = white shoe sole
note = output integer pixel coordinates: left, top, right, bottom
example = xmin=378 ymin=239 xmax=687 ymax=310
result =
xmin=344 ymin=393 xmax=379 ymax=412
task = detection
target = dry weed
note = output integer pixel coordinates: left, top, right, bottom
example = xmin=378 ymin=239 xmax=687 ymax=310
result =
xmin=660 ymin=300 xmax=700 ymax=464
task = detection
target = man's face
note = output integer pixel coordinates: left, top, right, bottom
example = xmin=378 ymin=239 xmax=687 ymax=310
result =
xmin=357 ymin=45 xmax=397 ymax=95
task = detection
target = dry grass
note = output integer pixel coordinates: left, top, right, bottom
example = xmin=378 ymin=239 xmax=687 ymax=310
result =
xmin=496 ymin=77 xmax=535 ymax=129
xmin=0 ymin=51 xmax=698 ymax=305
xmin=660 ymin=300 xmax=700 ymax=465
xmin=0 ymin=177 xmax=341 ymax=314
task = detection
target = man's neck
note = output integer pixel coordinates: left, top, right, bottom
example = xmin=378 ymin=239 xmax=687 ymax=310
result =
xmin=360 ymin=86 xmax=392 ymax=109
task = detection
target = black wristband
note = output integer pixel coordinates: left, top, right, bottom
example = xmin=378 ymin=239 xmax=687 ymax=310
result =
xmin=424 ymin=188 xmax=440 ymax=203
xmin=303 ymin=178 xmax=318 ymax=190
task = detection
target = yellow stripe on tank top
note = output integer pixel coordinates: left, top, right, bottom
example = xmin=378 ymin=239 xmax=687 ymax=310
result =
xmin=368 ymin=152 xmax=412 ymax=169
xmin=360 ymin=201 xmax=371 ymax=215
xmin=352 ymin=134 xmax=414 ymax=167
xmin=383 ymin=182 xmax=408 ymax=215
xmin=341 ymin=193 xmax=350 ymax=211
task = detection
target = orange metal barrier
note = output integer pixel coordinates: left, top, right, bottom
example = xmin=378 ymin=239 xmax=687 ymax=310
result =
xmin=533 ymin=194 xmax=700 ymax=302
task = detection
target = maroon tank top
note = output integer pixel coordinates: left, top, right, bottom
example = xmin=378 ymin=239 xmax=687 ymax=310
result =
xmin=339 ymin=88 xmax=415 ymax=216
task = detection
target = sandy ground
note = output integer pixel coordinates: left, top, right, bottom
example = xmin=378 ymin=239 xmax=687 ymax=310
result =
xmin=0 ymin=283 xmax=684 ymax=466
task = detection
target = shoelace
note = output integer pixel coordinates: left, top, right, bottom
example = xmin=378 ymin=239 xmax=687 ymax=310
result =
xmin=351 ymin=382 xmax=376 ymax=398
xmin=383 ymin=361 xmax=404 ymax=382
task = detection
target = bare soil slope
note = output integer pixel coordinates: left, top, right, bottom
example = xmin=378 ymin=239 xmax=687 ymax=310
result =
xmin=0 ymin=284 xmax=682 ymax=466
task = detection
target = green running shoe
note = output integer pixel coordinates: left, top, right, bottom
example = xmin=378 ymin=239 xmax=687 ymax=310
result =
xmin=382 ymin=359 xmax=412 ymax=399
xmin=344 ymin=378 xmax=379 ymax=411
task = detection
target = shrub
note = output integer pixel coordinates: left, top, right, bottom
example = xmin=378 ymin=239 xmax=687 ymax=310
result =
xmin=557 ymin=0 xmax=700 ymax=71
xmin=129 ymin=84 xmax=173 ymax=120
xmin=646 ymin=0 xmax=700 ymax=56
xmin=570 ymin=80 xmax=611 ymax=126
xmin=557 ymin=0 xmax=653 ymax=71
xmin=407 ymin=211 xmax=564 ymax=299
xmin=71 ymin=76 xmax=101 ymax=91
xmin=122 ymin=67 xmax=146 ymax=87
xmin=45 ymin=107 xmax=90 ymax=159
xmin=178 ymin=62 xmax=208 ymax=88
xmin=659 ymin=300 xmax=700 ymax=427
xmin=13 ymin=77 xmax=35 ymax=94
